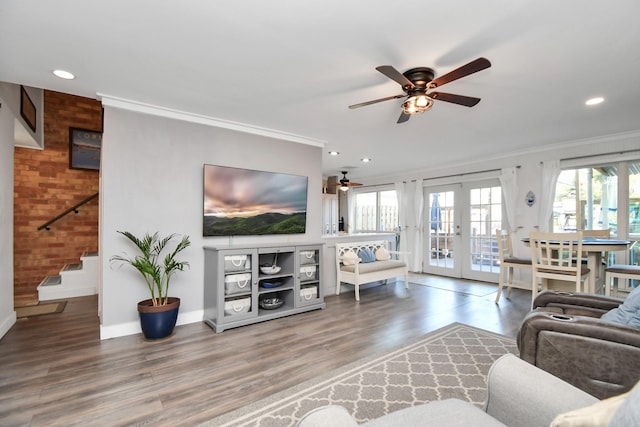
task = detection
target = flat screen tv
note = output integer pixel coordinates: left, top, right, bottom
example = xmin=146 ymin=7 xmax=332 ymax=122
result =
xmin=203 ymin=164 xmax=308 ymax=236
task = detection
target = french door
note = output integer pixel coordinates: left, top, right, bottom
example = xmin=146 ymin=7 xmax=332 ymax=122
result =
xmin=423 ymin=180 xmax=502 ymax=282
xmin=423 ymin=185 xmax=462 ymax=277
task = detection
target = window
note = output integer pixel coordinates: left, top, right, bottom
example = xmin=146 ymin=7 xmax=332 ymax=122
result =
xmin=630 ymin=168 xmax=640 ymax=237
xmin=553 ymin=166 xmax=618 ymax=233
xmin=553 ymin=161 xmax=640 ymax=286
xmin=354 ymin=190 xmax=398 ymax=232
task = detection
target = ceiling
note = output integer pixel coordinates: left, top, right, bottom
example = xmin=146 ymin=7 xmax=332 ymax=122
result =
xmin=2 ymin=1 xmax=639 ymax=183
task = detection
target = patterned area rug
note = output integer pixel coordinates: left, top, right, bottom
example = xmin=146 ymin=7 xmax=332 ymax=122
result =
xmin=200 ymin=323 xmax=517 ymax=427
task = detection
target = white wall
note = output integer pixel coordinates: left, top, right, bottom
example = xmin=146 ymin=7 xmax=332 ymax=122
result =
xmin=0 ymin=97 xmax=17 ymax=338
xmin=99 ymin=106 xmax=323 ymax=339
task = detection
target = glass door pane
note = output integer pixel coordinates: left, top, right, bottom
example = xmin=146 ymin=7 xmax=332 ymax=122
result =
xmin=423 ymin=187 xmax=461 ymax=277
xmin=463 ymin=182 xmax=502 ymax=282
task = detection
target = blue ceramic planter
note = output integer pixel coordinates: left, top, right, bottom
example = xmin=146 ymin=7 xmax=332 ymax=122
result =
xmin=137 ymin=297 xmax=180 ymax=340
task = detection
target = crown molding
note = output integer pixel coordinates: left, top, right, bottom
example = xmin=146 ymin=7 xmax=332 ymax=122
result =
xmin=97 ymin=93 xmax=326 ymax=148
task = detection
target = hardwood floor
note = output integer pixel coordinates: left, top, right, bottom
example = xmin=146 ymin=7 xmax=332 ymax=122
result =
xmin=0 ymin=274 xmax=531 ymax=427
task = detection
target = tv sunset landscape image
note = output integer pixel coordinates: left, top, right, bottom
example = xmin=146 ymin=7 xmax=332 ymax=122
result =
xmin=203 ymin=164 xmax=308 ymax=236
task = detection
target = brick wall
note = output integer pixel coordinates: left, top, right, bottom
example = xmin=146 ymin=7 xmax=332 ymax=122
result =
xmin=13 ymin=91 xmax=102 ymax=299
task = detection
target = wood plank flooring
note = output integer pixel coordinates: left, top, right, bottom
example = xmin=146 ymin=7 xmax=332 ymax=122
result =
xmin=0 ymin=274 xmax=531 ymax=427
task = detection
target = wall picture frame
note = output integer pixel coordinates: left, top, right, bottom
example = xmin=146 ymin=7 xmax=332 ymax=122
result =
xmin=20 ymin=85 xmax=36 ymax=132
xmin=69 ymin=127 xmax=102 ymax=170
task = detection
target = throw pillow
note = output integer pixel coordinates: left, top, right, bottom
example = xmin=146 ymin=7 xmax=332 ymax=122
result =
xmin=550 ymin=391 xmax=629 ymax=427
xmin=601 ymin=285 xmax=640 ymax=327
xmin=375 ymin=247 xmax=391 ymax=261
xmin=359 ymin=248 xmax=376 ymax=263
xmin=341 ymin=250 xmax=359 ymax=265
xmin=609 ymin=380 xmax=640 ymax=426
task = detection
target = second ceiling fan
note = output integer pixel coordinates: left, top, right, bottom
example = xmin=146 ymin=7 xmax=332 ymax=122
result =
xmin=349 ymin=57 xmax=491 ymax=123
xmin=334 ymin=171 xmax=362 ymax=192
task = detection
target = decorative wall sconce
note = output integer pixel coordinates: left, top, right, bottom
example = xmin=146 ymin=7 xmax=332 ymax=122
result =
xmin=525 ymin=190 xmax=536 ymax=207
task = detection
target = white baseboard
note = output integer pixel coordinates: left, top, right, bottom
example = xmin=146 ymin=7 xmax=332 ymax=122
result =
xmin=99 ymin=308 xmax=204 ymax=340
xmin=0 ymin=311 xmax=17 ymax=339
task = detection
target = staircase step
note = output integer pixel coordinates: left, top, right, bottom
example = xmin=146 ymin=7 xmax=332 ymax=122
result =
xmin=40 ymin=275 xmax=62 ymax=287
xmin=62 ymin=263 xmax=82 ymax=272
xmin=38 ymin=253 xmax=98 ymax=301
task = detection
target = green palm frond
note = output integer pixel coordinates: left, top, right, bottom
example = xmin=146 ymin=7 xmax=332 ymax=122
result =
xmin=110 ymin=231 xmax=191 ymax=306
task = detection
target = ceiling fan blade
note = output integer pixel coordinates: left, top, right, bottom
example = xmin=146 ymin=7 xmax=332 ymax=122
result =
xmin=397 ymin=111 xmax=411 ymax=123
xmin=430 ymin=92 xmax=481 ymax=107
xmin=429 ymin=57 xmax=491 ymax=88
xmin=376 ymin=65 xmax=415 ymax=89
xmin=348 ymin=94 xmax=405 ymax=109
xmin=332 ymin=181 xmax=362 ymax=186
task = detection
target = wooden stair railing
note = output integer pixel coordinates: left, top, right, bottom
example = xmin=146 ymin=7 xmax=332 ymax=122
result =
xmin=38 ymin=192 xmax=99 ymax=231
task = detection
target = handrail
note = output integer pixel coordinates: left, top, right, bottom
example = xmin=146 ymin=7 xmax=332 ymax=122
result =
xmin=38 ymin=192 xmax=99 ymax=231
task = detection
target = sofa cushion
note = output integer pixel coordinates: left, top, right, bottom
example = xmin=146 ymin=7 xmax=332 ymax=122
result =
xmin=550 ymin=391 xmax=629 ymax=427
xmin=375 ymin=247 xmax=391 ymax=261
xmin=340 ymin=260 xmax=406 ymax=274
xmin=363 ymin=399 xmax=506 ymax=427
xmin=341 ymin=250 xmax=359 ymax=266
xmin=601 ymin=285 xmax=640 ymax=327
xmin=359 ymin=248 xmax=376 ymax=263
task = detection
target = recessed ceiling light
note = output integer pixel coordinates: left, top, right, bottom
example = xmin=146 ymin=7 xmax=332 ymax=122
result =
xmin=585 ymin=97 xmax=604 ymax=106
xmin=53 ymin=69 xmax=75 ymax=80
xmin=329 ymin=151 xmax=340 ymax=156
xmin=361 ymin=158 xmax=371 ymax=163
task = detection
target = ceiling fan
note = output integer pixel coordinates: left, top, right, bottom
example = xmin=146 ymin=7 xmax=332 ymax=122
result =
xmin=349 ymin=57 xmax=491 ymax=123
xmin=334 ymin=171 xmax=362 ymax=192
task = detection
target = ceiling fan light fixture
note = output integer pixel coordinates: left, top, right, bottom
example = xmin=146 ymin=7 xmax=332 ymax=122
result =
xmin=340 ymin=185 xmax=350 ymax=192
xmin=402 ymin=94 xmax=433 ymax=115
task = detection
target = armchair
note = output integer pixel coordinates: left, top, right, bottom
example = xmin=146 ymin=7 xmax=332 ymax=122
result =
xmin=517 ymin=290 xmax=640 ymax=399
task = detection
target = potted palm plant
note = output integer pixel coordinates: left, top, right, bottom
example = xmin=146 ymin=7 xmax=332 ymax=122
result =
xmin=110 ymin=231 xmax=191 ymax=340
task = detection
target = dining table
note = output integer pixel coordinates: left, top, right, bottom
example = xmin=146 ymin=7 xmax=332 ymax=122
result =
xmin=522 ymin=237 xmax=631 ymax=294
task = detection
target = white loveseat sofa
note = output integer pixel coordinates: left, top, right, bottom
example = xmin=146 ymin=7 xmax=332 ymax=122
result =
xmin=335 ymin=240 xmax=408 ymax=301
xmin=297 ymin=353 xmax=640 ymax=427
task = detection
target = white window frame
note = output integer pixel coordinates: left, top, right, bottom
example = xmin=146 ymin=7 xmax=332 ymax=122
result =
xmin=352 ymin=186 xmax=398 ymax=233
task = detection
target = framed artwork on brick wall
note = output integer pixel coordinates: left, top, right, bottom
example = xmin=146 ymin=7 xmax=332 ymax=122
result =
xmin=69 ymin=127 xmax=102 ymax=170
xmin=20 ymin=85 xmax=37 ymax=132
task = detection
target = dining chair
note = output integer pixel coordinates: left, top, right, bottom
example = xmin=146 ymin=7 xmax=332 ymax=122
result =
xmin=580 ymin=229 xmax=611 ymax=262
xmin=495 ymin=229 xmax=532 ymax=303
xmin=529 ymin=231 xmax=590 ymax=304
xmin=579 ymin=229 xmax=611 ymax=291
xmin=581 ymin=229 xmax=611 ymax=238
xmin=604 ymin=264 xmax=640 ymax=296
